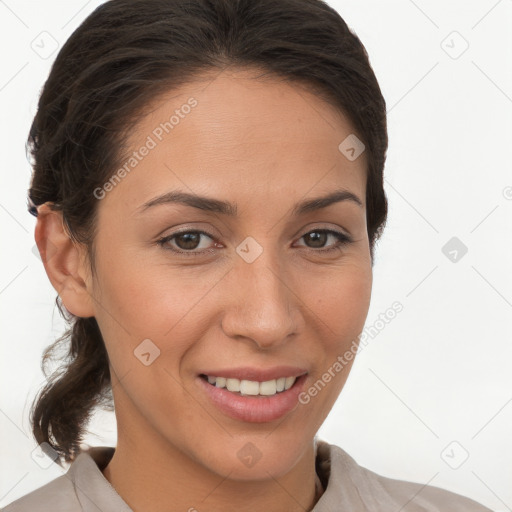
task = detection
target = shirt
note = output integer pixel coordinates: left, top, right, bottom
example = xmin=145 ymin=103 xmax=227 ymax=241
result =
xmin=1 ymin=440 xmax=491 ymax=511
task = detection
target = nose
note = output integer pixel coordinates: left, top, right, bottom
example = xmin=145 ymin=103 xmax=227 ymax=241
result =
xmin=220 ymin=250 xmax=303 ymax=350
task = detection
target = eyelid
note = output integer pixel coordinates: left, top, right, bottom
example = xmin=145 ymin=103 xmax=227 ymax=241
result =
xmin=293 ymin=223 xmax=352 ymax=242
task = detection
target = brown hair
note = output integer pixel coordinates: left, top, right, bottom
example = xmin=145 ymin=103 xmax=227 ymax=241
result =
xmin=27 ymin=0 xmax=388 ymax=464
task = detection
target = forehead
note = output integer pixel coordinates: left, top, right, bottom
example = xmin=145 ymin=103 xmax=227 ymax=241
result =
xmin=104 ymin=68 xmax=367 ymax=214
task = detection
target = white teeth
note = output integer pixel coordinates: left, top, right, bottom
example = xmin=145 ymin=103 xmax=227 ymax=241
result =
xmin=259 ymin=380 xmax=277 ymax=396
xmin=240 ymin=380 xmax=260 ymax=395
xmin=204 ymin=375 xmax=298 ymax=395
xmin=226 ymin=378 xmax=241 ymax=392
xmin=285 ymin=376 xmax=296 ymax=390
xmin=215 ymin=377 xmax=226 ymax=388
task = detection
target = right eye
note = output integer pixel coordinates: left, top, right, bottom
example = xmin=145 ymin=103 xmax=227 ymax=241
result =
xmin=157 ymin=230 xmax=221 ymax=256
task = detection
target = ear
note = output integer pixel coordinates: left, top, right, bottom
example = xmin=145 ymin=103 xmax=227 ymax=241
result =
xmin=34 ymin=203 xmax=95 ymax=318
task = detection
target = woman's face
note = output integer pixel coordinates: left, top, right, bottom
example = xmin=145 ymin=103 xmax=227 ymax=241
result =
xmin=81 ymin=68 xmax=372 ymax=479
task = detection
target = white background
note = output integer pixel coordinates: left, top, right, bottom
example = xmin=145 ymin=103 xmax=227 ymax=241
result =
xmin=0 ymin=0 xmax=511 ymax=509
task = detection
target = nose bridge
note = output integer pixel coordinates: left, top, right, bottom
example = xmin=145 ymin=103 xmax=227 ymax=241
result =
xmin=221 ymin=243 xmax=300 ymax=348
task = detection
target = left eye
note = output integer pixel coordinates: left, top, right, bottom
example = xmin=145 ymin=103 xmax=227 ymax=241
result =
xmin=295 ymin=229 xmax=352 ymax=252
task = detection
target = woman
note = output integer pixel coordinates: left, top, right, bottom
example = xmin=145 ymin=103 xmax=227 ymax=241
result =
xmin=3 ymin=0 xmax=491 ymax=510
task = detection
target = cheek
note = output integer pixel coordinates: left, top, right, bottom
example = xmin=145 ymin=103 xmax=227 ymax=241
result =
xmin=296 ymin=266 xmax=371 ymax=421
xmin=310 ymin=261 xmax=372 ymax=338
xmin=91 ymin=246 xmax=230 ymax=363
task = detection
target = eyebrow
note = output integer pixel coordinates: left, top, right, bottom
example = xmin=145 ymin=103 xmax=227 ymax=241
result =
xmin=138 ymin=188 xmax=363 ymax=216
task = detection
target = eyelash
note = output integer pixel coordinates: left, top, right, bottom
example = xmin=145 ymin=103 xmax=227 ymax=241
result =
xmin=156 ymin=228 xmax=353 ymax=257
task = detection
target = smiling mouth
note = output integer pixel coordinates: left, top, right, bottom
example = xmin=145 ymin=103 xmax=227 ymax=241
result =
xmin=199 ymin=374 xmax=299 ymax=397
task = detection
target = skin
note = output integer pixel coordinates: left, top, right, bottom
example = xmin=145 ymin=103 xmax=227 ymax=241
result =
xmin=36 ymin=67 xmax=373 ymax=512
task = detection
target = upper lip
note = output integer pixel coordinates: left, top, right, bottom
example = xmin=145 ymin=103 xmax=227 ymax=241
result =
xmin=199 ymin=366 xmax=308 ymax=382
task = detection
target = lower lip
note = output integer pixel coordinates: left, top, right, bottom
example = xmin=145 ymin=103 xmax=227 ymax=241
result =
xmin=197 ymin=374 xmax=307 ymax=423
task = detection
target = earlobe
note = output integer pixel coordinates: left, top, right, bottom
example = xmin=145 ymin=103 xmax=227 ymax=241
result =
xmin=34 ymin=203 xmax=95 ymax=318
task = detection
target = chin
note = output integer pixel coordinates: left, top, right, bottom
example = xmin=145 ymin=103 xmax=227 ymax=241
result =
xmin=195 ymin=434 xmax=311 ymax=481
